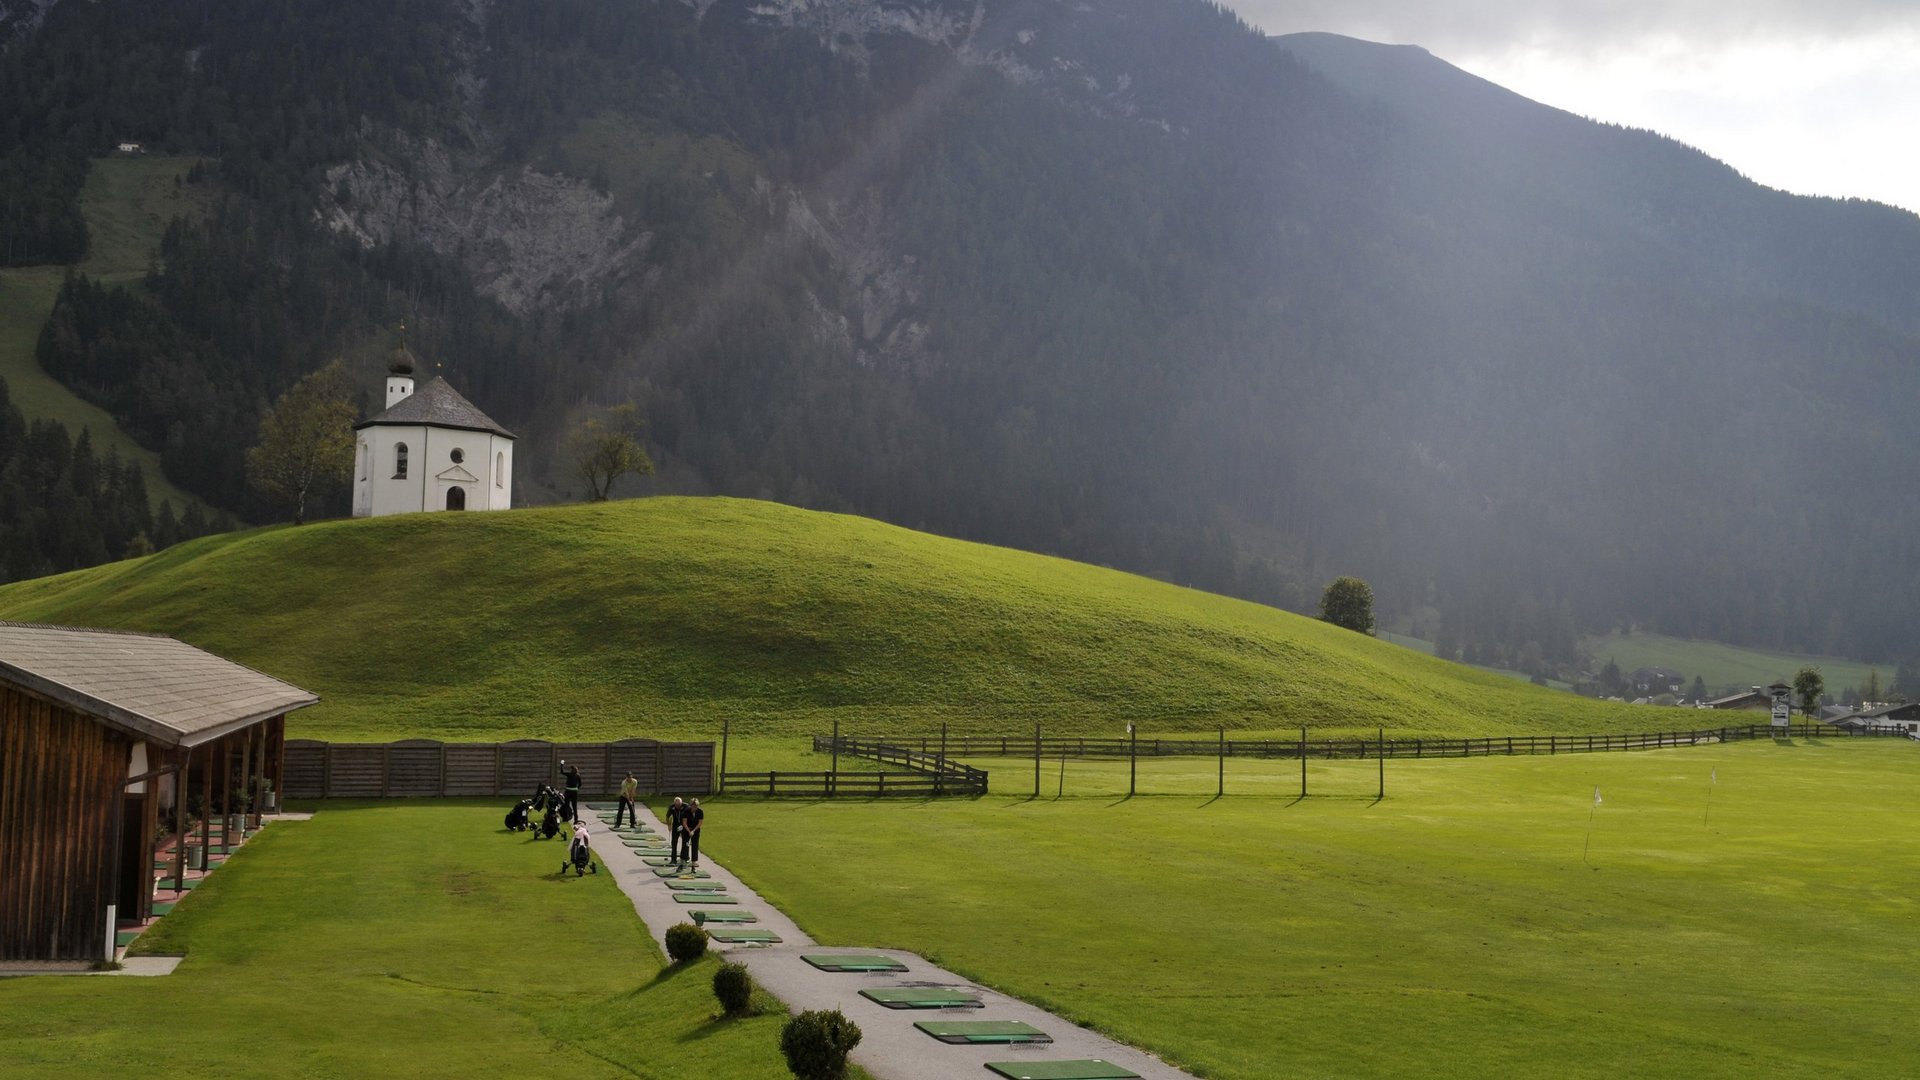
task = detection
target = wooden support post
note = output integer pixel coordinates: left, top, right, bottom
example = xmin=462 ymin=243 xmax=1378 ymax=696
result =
xmin=220 ymin=738 xmax=232 ymax=853
xmin=171 ymin=759 xmax=187 ymax=892
xmin=936 ymin=723 xmax=948 ymax=797
xmin=199 ymin=742 xmax=212 ymax=860
xmin=1129 ymin=724 xmax=1137 ymax=797
xmin=1378 ymin=726 xmax=1385 ymax=800
xmin=1300 ymin=726 xmax=1307 ymax=797
xmin=830 ymin=719 xmax=840 ymax=798
xmin=720 ymin=719 xmax=730 ymax=794
xmin=237 ymin=727 xmax=253 ymax=833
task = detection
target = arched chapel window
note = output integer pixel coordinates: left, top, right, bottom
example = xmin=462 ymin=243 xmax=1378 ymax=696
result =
xmin=393 ymin=442 xmax=409 ymax=479
xmin=496 ymin=451 xmax=504 ymax=487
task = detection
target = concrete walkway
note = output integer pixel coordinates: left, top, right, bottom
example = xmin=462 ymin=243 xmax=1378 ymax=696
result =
xmin=586 ymin=803 xmax=1198 ymax=1080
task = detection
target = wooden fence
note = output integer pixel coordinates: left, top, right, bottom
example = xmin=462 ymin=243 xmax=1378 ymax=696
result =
xmin=282 ymin=738 xmax=714 ymax=799
xmin=844 ymin=723 xmax=1912 ymax=763
xmin=717 ymin=736 xmax=990 ymax=798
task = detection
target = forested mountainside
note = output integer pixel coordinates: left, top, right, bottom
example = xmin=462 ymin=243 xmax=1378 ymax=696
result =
xmin=2 ymin=0 xmax=1918 ymax=674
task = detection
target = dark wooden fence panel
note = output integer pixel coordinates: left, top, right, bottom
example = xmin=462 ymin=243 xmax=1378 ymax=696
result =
xmin=281 ymin=739 xmax=713 ymax=799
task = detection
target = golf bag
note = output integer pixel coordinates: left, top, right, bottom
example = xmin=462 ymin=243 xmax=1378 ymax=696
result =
xmin=504 ymin=798 xmax=533 ymax=831
xmin=536 ymin=799 xmax=563 ymax=840
xmin=562 ymin=825 xmax=598 ymax=876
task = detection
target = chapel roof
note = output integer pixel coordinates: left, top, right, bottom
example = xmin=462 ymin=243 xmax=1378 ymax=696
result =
xmin=354 ymin=376 xmax=516 ymax=439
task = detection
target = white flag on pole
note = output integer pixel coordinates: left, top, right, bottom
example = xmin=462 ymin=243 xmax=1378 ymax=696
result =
xmin=1593 ymin=786 xmax=1603 ymax=806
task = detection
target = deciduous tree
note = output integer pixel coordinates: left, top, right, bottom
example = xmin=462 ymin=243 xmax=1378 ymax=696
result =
xmin=1792 ymin=666 xmax=1824 ymax=720
xmin=244 ymin=361 xmax=355 ymax=525
xmin=1318 ymin=576 xmax=1375 ymax=636
xmin=567 ymin=402 xmax=654 ymax=502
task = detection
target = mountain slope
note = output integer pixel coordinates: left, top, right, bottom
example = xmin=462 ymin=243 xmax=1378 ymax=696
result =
xmin=6 ymin=2 xmax=1920 ymax=673
xmin=0 ymin=497 xmax=1642 ymax=740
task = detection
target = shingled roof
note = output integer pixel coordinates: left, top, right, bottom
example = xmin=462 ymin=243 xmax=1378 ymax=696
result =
xmin=354 ymin=376 xmax=515 ymax=439
xmin=0 ymin=623 xmax=317 ymax=747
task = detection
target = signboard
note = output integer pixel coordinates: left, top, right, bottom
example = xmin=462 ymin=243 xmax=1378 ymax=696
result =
xmin=1770 ymin=689 xmax=1791 ymax=729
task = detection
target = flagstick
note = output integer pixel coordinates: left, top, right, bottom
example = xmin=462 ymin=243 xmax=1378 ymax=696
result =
xmin=1583 ymin=802 xmax=1596 ymax=863
xmin=1703 ymin=784 xmax=1713 ymax=825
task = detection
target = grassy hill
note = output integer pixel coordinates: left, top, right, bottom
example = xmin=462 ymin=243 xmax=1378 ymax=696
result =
xmin=0 ymin=497 xmax=1655 ymax=741
xmin=0 ymin=154 xmax=214 ymax=515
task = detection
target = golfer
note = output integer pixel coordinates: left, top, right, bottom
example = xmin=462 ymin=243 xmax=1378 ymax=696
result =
xmin=666 ymin=796 xmax=687 ymax=861
xmin=682 ymin=798 xmax=704 ymax=869
xmin=614 ymin=771 xmax=639 ymax=828
xmin=560 ymin=761 xmax=583 ymax=823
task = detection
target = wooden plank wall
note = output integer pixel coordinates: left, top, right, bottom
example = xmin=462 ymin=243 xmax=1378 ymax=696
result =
xmin=0 ymin=683 xmax=130 ymax=963
xmin=281 ymin=739 xmax=715 ymax=798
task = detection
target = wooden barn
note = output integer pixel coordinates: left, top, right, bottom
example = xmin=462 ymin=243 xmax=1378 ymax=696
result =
xmin=0 ymin=623 xmax=316 ymax=964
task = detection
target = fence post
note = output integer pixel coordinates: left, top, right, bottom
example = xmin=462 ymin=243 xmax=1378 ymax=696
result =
xmin=719 ymin=719 xmax=729 ymax=795
xmin=768 ymin=771 xmax=776 ymax=796
xmin=937 ymin=723 xmax=947 ymax=797
xmin=1034 ymin=722 xmax=1042 ymax=798
xmin=1129 ymin=723 xmax=1137 ymax=797
xmin=1218 ymin=727 xmax=1225 ymax=798
xmin=830 ymin=719 xmax=840 ymax=798
xmin=1378 ymin=726 xmax=1384 ymax=800
xmin=440 ymin=743 xmax=448 ymax=797
xmin=1300 ymin=726 xmax=1307 ymax=798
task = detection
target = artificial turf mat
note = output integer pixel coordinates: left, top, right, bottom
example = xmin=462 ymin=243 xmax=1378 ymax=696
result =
xmin=983 ymin=1062 xmax=1139 ymax=1080
xmin=652 ymin=867 xmax=710 ymax=878
xmin=674 ymin=893 xmax=736 ymax=904
xmin=149 ymin=902 xmax=175 ymax=916
xmin=915 ymin=1020 xmax=1050 ymax=1044
xmin=705 ymin=928 xmax=781 ymax=943
xmin=664 ymin=880 xmax=726 ymax=891
xmin=115 ymin=929 xmax=142 ymax=947
xmin=691 ymin=910 xmax=755 ymax=923
xmin=859 ymin=988 xmax=984 ymax=1009
xmin=802 ymin=954 xmax=907 ymax=973
xmin=641 ymin=857 xmax=679 ymax=866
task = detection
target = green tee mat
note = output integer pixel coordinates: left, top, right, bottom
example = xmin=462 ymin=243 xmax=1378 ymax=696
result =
xmin=705 ymin=928 xmax=781 ymax=943
xmin=915 ymin=1021 xmax=1051 ymax=1044
xmin=664 ymin=880 xmax=726 ymax=891
xmin=983 ymin=1062 xmax=1140 ymax=1080
xmin=674 ymin=892 xmax=736 ymax=904
xmin=149 ymin=902 xmax=175 ymax=916
xmin=859 ymin=988 xmax=984 ymax=1009
xmin=115 ymin=929 xmax=143 ymax=947
xmin=641 ymin=857 xmax=680 ymax=866
xmin=802 ymin=954 xmax=908 ymax=972
xmin=652 ymin=867 xmax=710 ymax=878
xmin=690 ymin=909 xmax=755 ymax=923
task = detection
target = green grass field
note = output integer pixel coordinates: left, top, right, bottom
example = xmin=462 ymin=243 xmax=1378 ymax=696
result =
xmin=0 ymin=801 xmax=846 ymax=1080
xmin=1585 ymin=632 xmax=1883 ymax=698
xmin=705 ymin=739 xmax=1920 ymax=1079
xmin=0 ymin=154 xmax=213 ymax=515
xmin=0 ymin=497 xmax=1651 ymax=742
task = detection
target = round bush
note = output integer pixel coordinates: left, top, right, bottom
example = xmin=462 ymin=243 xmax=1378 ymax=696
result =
xmin=780 ymin=1009 xmax=862 ymax=1080
xmin=713 ymin=960 xmax=754 ymax=1016
xmin=664 ymin=922 xmax=708 ymax=964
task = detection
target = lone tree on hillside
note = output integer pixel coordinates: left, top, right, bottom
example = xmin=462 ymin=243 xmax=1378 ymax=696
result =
xmin=246 ymin=360 xmax=356 ymax=525
xmin=1318 ymin=576 xmax=1375 ymax=636
xmin=1792 ymin=666 xmax=1824 ymax=720
xmin=567 ymin=402 xmax=654 ymax=501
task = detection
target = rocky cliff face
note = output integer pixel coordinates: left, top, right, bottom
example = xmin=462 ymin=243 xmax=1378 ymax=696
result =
xmin=321 ymin=137 xmax=650 ymax=316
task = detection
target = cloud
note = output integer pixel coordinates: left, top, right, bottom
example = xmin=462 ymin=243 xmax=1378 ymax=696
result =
xmin=1235 ymin=0 xmax=1920 ymax=56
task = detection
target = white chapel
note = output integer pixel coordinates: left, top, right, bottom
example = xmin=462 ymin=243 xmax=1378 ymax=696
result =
xmin=352 ymin=341 xmax=515 ymax=517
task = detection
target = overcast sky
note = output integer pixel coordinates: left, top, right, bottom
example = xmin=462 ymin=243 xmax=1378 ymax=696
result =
xmin=1226 ymin=1 xmax=1920 ymax=215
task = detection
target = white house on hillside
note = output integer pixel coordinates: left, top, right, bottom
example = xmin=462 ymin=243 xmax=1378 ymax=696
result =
xmin=352 ymin=343 xmax=515 ymax=517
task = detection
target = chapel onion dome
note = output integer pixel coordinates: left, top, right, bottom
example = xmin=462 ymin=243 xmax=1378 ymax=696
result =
xmin=388 ymin=330 xmax=417 ymax=376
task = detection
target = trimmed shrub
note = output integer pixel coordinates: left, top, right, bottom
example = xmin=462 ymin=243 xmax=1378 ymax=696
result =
xmin=780 ymin=1009 xmax=862 ymax=1080
xmin=713 ymin=960 xmax=754 ymax=1016
xmin=664 ymin=922 xmax=708 ymax=964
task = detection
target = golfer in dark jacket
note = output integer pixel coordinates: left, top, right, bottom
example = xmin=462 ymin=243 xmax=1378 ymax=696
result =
xmin=561 ymin=762 xmax=583 ymax=823
xmin=682 ymin=798 xmax=704 ymax=869
xmin=666 ymin=797 xmax=686 ymax=861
